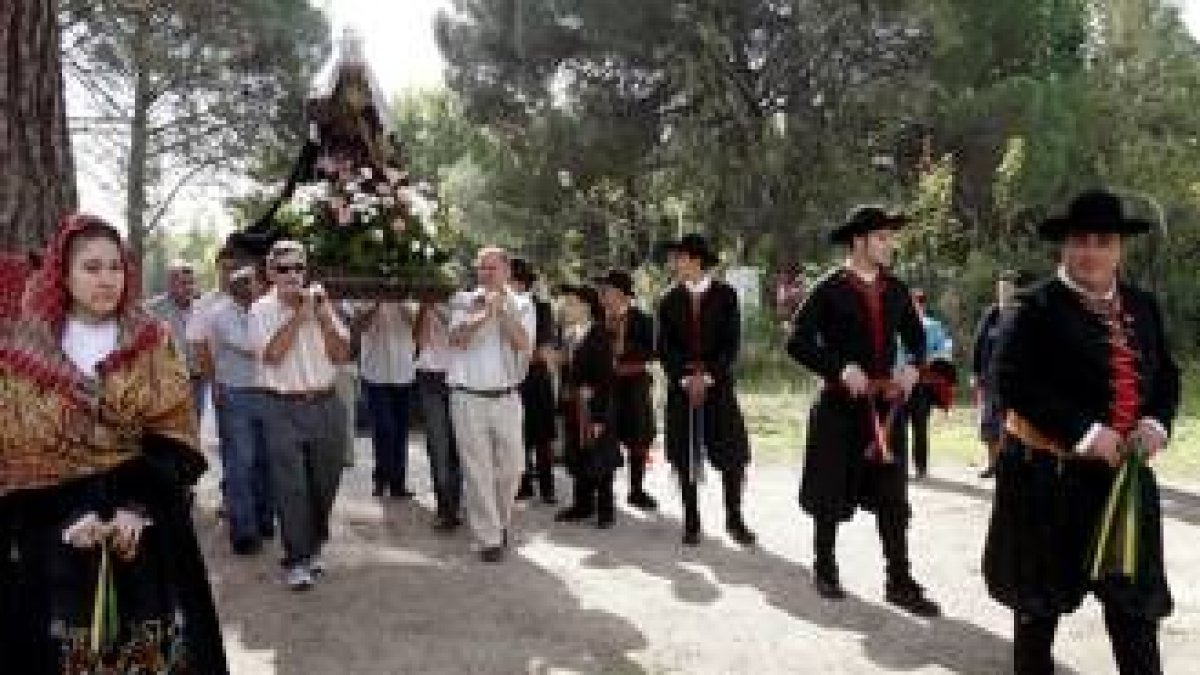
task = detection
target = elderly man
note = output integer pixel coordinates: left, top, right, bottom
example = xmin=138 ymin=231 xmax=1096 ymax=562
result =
xmin=249 ymin=240 xmax=352 ymax=590
xmin=448 ymin=247 xmax=535 ymax=563
xmin=145 ymin=259 xmax=202 ymax=411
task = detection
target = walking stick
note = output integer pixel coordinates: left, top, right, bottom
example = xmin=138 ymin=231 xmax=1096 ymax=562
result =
xmin=687 ymin=394 xmax=707 ymax=485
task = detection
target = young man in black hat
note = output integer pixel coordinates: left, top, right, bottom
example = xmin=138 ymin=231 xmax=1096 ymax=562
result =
xmin=656 ymin=233 xmax=756 ymax=547
xmin=786 ymin=206 xmax=940 ymax=616
xmin=596 ymin=269 xmax=659 ymax=510
xmin=510 ymin=258 xmax=559 ymax=504
xmin=984 ymin=189 xmax=1179 ymax=674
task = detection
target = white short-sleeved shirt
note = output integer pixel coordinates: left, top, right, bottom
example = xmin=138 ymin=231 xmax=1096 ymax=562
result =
xmin=446 ymin=289 xmax=534 ymax=390
xmin=248 ymin=288 xmax=348 ymax=393
xmin=348 ymin=302 xmax=416 ymax=385
xmin=184 ymin=290 xmax=227 ymax=344
xmin=415 ymin=303 xmax=452 ymax=373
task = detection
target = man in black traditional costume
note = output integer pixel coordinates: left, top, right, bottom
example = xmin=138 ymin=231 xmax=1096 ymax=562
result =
xmin=983 ymin=189 xmax=1179 ymax=674
xmin=656 ymin=234 xmax=756 ymax=547
xmin=786 ymin=206 xmax=941 ymax=616
xmin=596 ymin=269 xmax=659 ymax=510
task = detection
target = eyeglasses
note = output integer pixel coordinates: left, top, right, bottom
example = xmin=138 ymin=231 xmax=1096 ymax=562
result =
xmin=273 ymin=263 xmax=306 ymax=275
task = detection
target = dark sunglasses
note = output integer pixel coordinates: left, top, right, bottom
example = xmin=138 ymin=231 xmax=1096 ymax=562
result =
xmin=273 ymin=263 xmax=306 ymax=275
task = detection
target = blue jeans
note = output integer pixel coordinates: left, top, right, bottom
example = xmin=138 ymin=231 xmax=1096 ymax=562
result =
xmin=364 ymin=381 xmax=413 ymax=489
xmin=215 ymin=385 xmax=274 ymax=543
xmin=192 ymin=378 xmax=208 ymax=423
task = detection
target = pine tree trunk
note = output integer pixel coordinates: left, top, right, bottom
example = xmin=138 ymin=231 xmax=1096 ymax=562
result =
xmin=0 ymin=0 xmax=76 ymax=251
xmin=124 ymin=11 xmax=152 ymax=262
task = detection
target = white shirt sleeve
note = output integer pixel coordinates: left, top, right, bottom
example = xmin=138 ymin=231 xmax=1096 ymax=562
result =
xmin=247 ymin=301 xmax=273 ymax=358
xmin=1074 ymin=423 xmax=1102 ymax=454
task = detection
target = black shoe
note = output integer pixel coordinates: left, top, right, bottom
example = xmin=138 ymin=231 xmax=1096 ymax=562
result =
xmin=913 ymin=469 xmax=928 ymax=481
xmin=231 ymin=537 xmax=262 ymax=556
xmin=596 ymin=512 xmax=615 ymax=529
xmin=682 ymin=526 xmax=701 ymax=546
xmin=726 ymin=517 xmax=757 ymax=547
xmin=515 ymin=475 xmax=535 ymax=501
xmin=555 ymin=505 xmax=594 ymax=523
xmin=886 ymin=578 xmax=942 ymax=617
xmin=540 ymin=493 xmax=558 ymax=505
xmin=979 ymin=464 xmax=997 ymax=479
xmin=259 ymin=522 xmax=276 ymax=540
xmin=627 ymin=491 xmax=658 ymax=511
xmin=372 ymin=481 xmax=386 ymax=497
xmin=813 ymin=571 xmax=846 ymax=600
xmin=480 ymin=546 xmax=505 ymax=563
xmin=390 ymin=484 xmax=415 ymax=499
xmin=433 ymin=514 xmax=462 ymax=532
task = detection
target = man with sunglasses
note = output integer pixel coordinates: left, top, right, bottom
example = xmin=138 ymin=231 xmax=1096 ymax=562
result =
xmin=249 ymin=240 xmax=353 ymax=590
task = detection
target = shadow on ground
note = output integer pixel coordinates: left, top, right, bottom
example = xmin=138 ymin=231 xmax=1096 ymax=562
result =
xmin=198 ymin=491 xmax=648 ymax=674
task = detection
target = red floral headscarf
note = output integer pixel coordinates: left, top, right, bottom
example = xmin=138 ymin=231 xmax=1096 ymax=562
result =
xmin=0 ymin=213 xmax=164 ymax=405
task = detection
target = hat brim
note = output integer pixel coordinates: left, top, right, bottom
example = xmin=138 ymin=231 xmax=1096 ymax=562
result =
xmin=662 ymin=242 xmax=719 ymax=267
xmin=829 ymin=216 xmax=908 ymax=245
xmin=592 ymin=276 xmax=634 ymax=297
xmin=1037 ymin=216 xmax=1153 ymax=242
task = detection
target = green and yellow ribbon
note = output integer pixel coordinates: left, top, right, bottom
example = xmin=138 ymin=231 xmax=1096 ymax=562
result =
xmin=89 ymin=541 xmax=120 ymax=656
xmin=1089 ymin=440 xmax=1146 ymax=582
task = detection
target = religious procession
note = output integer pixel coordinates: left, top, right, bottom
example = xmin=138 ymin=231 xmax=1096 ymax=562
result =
xmin=2 ymin=2 xmax=1198 ymax=673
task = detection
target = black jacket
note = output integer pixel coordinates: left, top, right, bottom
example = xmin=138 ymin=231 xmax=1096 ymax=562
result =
xmin=993 ymin=278 xmax=1179 ymax=449
xmin=656 ymin=279 xmax=749 ymax=471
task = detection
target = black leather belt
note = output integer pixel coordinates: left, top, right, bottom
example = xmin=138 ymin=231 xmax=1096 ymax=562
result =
xmin=451 ymin=385 xmax=515 ymax=399
xmin=266 ymin=387 xmax=336 ymax=403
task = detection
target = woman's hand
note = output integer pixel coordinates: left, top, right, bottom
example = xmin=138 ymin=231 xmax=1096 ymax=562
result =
xmin=109 ymin=509 xmax=153 ymax=561
xmin=62 ymin=513 xmax=106 ymax=549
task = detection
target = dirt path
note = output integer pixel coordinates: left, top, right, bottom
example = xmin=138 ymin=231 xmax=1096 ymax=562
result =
xmin=196 ymin=438 xmax=1200 ymax=674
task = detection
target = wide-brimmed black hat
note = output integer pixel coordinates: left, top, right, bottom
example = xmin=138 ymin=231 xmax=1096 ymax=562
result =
xmin=555 ymin=282 xmax=604 ymax=321
xmin=661 ymin=233 xmax=719 ymax=268
xmin=1037 ymin=189 xmax=1153 ymax=242
xmin=829 ymin=205 xmax=909 ymax=245
xmin=593 ymin=269 xmax=635 ymax=297
xmin=509 ymin=257 xmax=538 ymax=285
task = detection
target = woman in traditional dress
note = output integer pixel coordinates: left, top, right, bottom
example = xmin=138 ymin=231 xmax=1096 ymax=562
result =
xmin=0 ymin=214 xmax=228 ymax=673
xmin=984 ymin=190 xmax=1180 ymax=674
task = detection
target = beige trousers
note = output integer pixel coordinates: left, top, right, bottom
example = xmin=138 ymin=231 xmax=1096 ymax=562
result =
xmin=450 ymin=390 xmax=525 ymax=548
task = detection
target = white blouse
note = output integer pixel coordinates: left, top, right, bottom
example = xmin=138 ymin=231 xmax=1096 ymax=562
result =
xmin=62 ymin=317 xmax=119 ymax=378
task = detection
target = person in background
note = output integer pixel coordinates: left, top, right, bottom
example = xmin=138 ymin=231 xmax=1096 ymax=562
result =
xmin=511 ymin=258 xmax=559 ymax=504
xmin=971 ymin=269 xmax=1024 ymax=479
xmin=145 ymin=259 xmax=202 ymax=414
xmin=208 ymin=266 xmax=275 ymax=555
xmin=553 ymin=283 xmax=621 ymax=529
xmin=414 ymin=296 xmax=463 ymax=531
xmin=656 ymin=233 xmax=757 ymax=548
xmin=346 ymin=300 xmax=417 ymax=498
xmin=249 ymin=240 xmax=352 ymax=590
xmin=447 ymin=247 xmax=534 ymax=563
xmin=595 ymin=269 xmax=659 ymax=510
xmin=906 ymin=288 xmax=953 ymax=480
